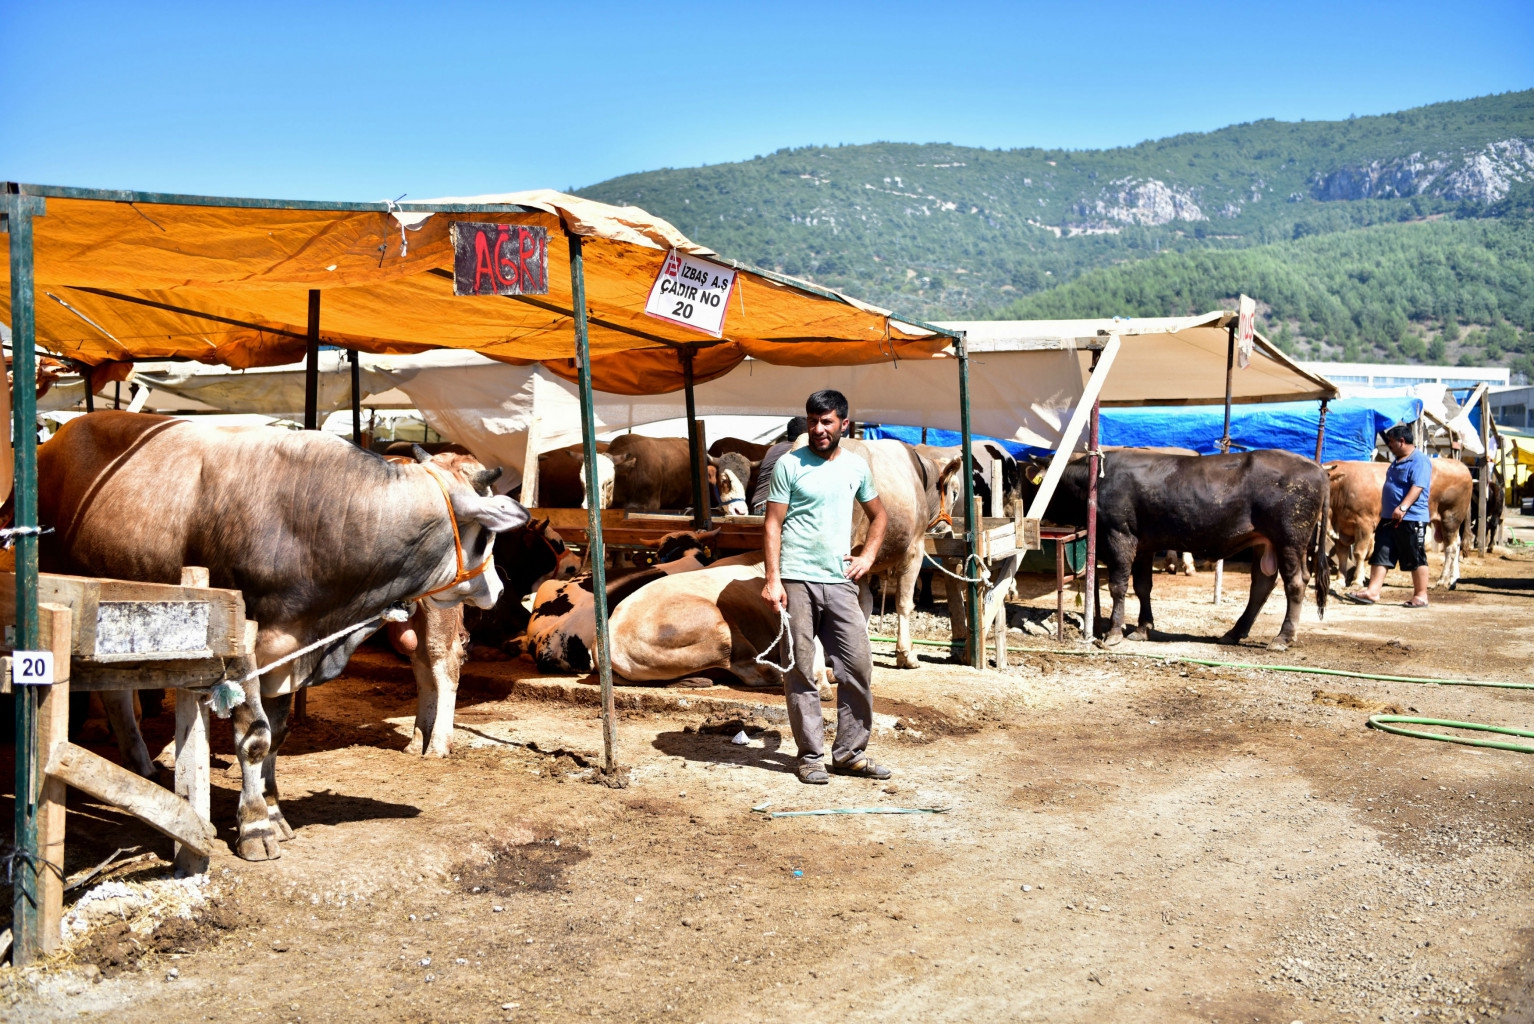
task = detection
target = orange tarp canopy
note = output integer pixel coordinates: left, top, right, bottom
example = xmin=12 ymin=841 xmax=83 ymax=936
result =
xmin=0 ymin=187 xmax=951 ymax=388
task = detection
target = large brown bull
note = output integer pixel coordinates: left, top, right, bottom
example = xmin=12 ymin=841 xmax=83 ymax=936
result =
xmin=38 ymin=412 xmax=528 ymax=860
xmin=1024 ymin=449 xmax=1329 ymax=651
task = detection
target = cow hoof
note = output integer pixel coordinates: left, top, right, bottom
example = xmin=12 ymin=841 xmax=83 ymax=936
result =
xmin=1217 ymin=631 xmax=1243 ymax=646
xmin=423 ymin=742 xmax=452 ymax=759
xmin=1127 ymin=628 xmax=1151 ymax=642
xmin=818 ymin=683 xmax=835 ymax=703
xmin=895 ymin=650 xmax=919 ymax=669
xmin=1267 ymin=637 xmax=1291 ymax=653
xmin=236 ymin=830 xmax=282 ymax=861
xmin=1096 ymin=631 xmax=1123 ymax=649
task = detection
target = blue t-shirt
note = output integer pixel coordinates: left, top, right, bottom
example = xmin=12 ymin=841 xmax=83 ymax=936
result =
xmin=1381 ymin=450 xmax=1432 ymax=523
xmin=766 ymin=447 xmax=877 ymax=584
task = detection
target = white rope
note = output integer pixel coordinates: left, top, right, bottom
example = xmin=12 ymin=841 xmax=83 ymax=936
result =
xmin=208 ymin=604 xmax=413 ymax=718
xmin=754 ymin=605 xmax=796 ymax=677
xmin=0 ymin=525 xmax=53 ymax=549
xmin=926 ymin=553 xmax=992 ymax=587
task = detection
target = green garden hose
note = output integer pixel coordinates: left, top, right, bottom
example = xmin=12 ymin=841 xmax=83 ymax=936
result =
xmin=1366 ymin=715 xmax=1534 ymax=754
xmin=866 ymin=634 xmax=1533 ymax=690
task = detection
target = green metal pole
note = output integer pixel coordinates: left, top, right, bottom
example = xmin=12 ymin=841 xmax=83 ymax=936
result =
xmin=681 ymin=347 xmax=710 ymax=527
xmin=303 ymin=290 xmax=320 ymax=431
xmin=956 ymin=331 xmax=982 ymax=668
xmin=5 ymin=191 xmax=46 ymax=965
xmin=567 ymin=233 xmax=616 ymax=774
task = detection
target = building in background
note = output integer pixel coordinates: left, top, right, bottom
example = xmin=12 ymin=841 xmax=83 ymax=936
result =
xmin=1489 ymin=385 xmax=1533 ymax=431
xmin=1299 ymin=362 xmax=1510 ymax=390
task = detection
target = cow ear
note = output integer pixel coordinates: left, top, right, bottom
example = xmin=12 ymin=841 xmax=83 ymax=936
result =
xmin=1027 ymin=466 xmax=1046 ymax=485
xmin=412 ymin=444 xmax=432 ymax=464
xmin=454 ymin=492 xmax=530 ymax=533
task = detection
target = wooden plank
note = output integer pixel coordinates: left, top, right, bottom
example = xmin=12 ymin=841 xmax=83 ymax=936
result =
xmin=70 ymin=658 xmax=230 ymax=693
xmin=173 ymin=689 xmax=211 ymax=876
xmin=45 ymin=742 xmax=216 ymax=857
xmin=35 ymin=604 xmax=72 ymax=954
xmin=521 ymin=413 xmax=542 ymax=508
xmin=1021 ymin=517 xmax=1042 ymax=552
xmin=0 ymin=572 xmax=245 ymax=660
xmin=179 ymin=566 xmax=210 ymax=588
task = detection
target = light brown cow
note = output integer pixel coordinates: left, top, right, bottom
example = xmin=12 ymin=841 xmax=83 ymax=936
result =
xmin=793 ymin=437 xmax=935 ymax=668
xmin=1326 ymin=458 xmax=1473 ymax=589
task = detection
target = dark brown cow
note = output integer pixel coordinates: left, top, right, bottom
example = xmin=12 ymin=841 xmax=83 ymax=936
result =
xmin=38 ymin=412 xmax=528 ymax=859
xmin=1024 ymin=449 xmax=1328 ymax=651
xmin=708 ymin=437 xmax=771 ymax=463
xmin=535 ymin=442 xmax=610 ymax=508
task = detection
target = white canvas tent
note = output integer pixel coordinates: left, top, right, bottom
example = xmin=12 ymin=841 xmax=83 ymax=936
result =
xmin=44 ymin=310 xmax=1337 ymax=493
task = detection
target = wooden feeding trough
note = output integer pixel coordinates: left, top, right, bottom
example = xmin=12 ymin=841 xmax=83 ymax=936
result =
xmin=3 ymin=567 xmax=256 ymax=959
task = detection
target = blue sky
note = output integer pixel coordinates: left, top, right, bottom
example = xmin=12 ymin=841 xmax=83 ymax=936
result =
xmin=2 ymin=0 xmax=1530 ymax=200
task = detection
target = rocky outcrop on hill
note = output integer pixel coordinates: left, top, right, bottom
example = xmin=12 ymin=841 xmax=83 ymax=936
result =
xmin=1311 ymin=139 xmax=1534 ymax=204
xmin=1072 ymin=177 xmax=1205 ymax=229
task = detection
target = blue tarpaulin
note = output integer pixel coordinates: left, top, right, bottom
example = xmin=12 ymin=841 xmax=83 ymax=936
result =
xmin=865 ymin=397 xmax=1420 ymax=463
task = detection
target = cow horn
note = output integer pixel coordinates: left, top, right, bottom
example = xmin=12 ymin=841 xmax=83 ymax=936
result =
xmin=412 ymin=444 xmax=432 ymax=464
xmin=472 ymin=466 xmax=503 ymax=492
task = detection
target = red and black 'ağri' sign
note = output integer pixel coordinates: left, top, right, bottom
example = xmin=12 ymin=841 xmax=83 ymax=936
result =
xmin=451 ymin=222 xmax=550 ymax=296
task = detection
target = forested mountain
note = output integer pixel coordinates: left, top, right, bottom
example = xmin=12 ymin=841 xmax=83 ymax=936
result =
xmin=577 ymin=90 xmax=1534 ymax=377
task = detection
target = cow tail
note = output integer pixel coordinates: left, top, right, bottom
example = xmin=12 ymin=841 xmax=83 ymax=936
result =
xmin=1312 ymin=477 xmax=1330 ymax=621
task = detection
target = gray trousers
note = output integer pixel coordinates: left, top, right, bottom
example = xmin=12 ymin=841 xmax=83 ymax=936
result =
xmin=783 ymin=580 xmax=873 ymax=765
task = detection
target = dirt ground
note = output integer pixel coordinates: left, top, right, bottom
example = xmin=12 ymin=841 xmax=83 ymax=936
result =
xmin=5 ymin=524 xmax=1534 ymax=1023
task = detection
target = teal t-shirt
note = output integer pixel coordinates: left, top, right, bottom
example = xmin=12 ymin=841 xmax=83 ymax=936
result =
xmin=767 ymin=447 xmax=878 ymax=584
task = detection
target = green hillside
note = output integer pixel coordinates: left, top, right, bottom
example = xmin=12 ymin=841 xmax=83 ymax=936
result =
xmin=995 ymin=216 xmax=1534 ymax=380
xmin=577 ymin=90 xmax=1534 ymax=371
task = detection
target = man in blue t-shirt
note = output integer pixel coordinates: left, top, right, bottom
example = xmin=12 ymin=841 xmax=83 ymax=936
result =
xmin=762 ymin=389 xmax=890 ymax=785
xmin=1347 ymin=424 xmax=1433 ymax=608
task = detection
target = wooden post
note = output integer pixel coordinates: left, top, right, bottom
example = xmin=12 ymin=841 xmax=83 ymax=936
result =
xmin=349 ymin=348 xmax=362 ymax=445
xmin=521 ymin=412 xmax=543 ymax=508
xmin=175 ymin=566 xmax=211 ymax=876
xmin=34 ymin=603 xmax=72 ymax=956
xmin=1477 ymin=392 xmax=1490 ymax=554
xmin=173 ymin=689 xmax=210 ymax=876
xmin=82 ymin=365 xmax=95 ymax=414
xmin=989 ymin=460 xmax=1006 ymax=668
xmin=568 ymin=232 xmax=617 ymax=774
xmin=1214 ymin=321 xmax=1236 ymax=607
xmin=1084 ymin=358 xmax=1101 ymax=643
xmin=956 ymin=332 xmax=982 ymax=669
xmin=1055 ymin=534 xmax=1067 ymax=642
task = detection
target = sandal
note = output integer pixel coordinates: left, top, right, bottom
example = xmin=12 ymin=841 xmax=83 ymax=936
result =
xmin=796 ymin=761 xmax=830 ymax=785
xmin=831 ymin=755 xmax=892 ymax=780
xmin=1402 ymin=599 xmax=1428 ymax=608
xmin=1341 ymin=592 xmax=1378 ymax=605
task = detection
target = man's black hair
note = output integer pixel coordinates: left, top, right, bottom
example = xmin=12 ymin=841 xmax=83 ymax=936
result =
xmin=1382 ymin=423 xmax=1414 ymax=445
xmin=806 ymin=389 xmax=849 ymax=420
xmin=783 ymin=415 xmax=808 ymax=441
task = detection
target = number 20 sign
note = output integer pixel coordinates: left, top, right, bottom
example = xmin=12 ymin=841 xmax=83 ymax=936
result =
xmin=12 ymin=650 xmax=55 ymax=686
xmin=643 ymin=250 xmax=737 ymax=337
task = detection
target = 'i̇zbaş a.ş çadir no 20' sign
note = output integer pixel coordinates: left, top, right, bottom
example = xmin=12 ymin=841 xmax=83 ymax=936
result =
xmin=644 ymin=250 xmax=737 ymax=337
xmin=451 ymin=222 xmax=550 ymax=296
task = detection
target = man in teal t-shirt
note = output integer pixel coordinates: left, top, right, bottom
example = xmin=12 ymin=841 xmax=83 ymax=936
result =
xmin=763 ymin=390 xmax=890 ymax=785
